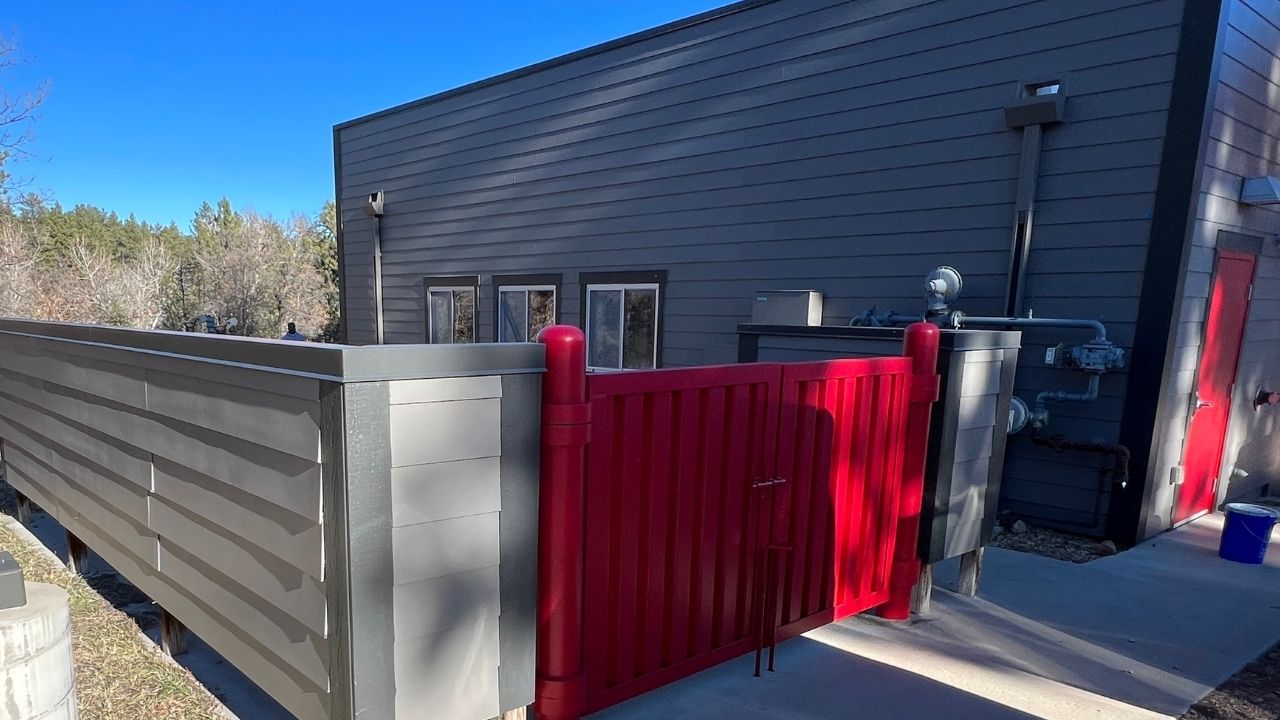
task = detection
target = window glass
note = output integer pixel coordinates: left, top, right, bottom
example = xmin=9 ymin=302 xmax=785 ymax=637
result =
xmin=529 ymin=289 xmax=556 ymax=340
xmin=452 ymin=289 xmax=475 ymax=343
xmin=622 ymin=288 xmax=657 ymax=369
xmin=427 ymin=286 xmax=476 ymax=343
xmin=499 ymin=290 xmax=528 ymax=342
xmin=428 ymin=290 xmax=453 ymax=344
xmin=588 ymin=289 xmax=622 ymax=369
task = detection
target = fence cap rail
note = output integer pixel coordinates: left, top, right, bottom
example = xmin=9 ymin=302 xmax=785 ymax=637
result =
xmin=0 ymin=317 xmax=544 ymax=383
xmin=736 ymin=323 xmax=1021 ymax=351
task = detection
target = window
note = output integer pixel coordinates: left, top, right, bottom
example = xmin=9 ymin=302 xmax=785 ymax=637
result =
xmin=423 ymin=276 xmax=479 ymax=343
xmin=1026 ymin=80 xmax=1060 ymax=97
xmin=581 ymin=271 xmax=666 ymax=371
xmin=494 ymin=274 xmax=561 ymax=342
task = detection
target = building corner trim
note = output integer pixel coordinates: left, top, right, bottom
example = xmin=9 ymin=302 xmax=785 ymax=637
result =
xmin=1108 ymin=0 xmax=1230 ymax=544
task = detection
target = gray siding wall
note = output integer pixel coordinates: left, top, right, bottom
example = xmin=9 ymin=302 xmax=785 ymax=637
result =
xmin=1157 ymin=0 xmax=1280 ymax=530
xmin=336 ymin=0 xmax=1187 ymax=532
xmin=388 ymin=376 xmax=503 ymax=720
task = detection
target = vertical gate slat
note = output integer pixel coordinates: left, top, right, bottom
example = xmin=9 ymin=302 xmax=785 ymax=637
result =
xmin=614 ymin=394 xmax=647 ymax=684
xmin=583 ymin=390 xmax=615 ymax=698
xmin=715 ymin=384 xmax=749 ymax=645
xmin=738 ymin=382 xmax=765 ymax=640
xmin=641 ymin=391 xmax=673 ymax=675
xmin=693 ymin=386 xmax=726 ymax=655
xmin=876 ymin=374 xmax=910 ymax=594
xmin=783 ymin=379 xmax=818 ymax=624
xmin=859 ymin=375 xmax=891 ymax=601
xmin=668 ymin=388 xmax=700 ymax=665
xmin=849 ymin=374 xmax=875 ymax=607
xmin=829 ymin=376 xmax=859 ymax=611
xmin=804 ymin=376 xmax=841 ymax=619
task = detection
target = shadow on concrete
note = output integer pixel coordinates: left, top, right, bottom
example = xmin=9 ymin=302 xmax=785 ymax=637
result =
xmin=592 ymin=634 xmax=1041 ymax=720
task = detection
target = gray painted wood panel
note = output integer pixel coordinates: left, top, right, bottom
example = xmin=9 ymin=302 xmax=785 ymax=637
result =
xmin=0 ymin=322 xmax=543 ymax=719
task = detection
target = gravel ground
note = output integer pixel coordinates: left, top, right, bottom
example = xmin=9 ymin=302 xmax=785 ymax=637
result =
xmin=989 ymin=523 xmax=1114 ymax=563
xmin=1182 ymin=641 xmax=1280 ymax=720
xmin=0 ymin=477 xmax=226 ymax=719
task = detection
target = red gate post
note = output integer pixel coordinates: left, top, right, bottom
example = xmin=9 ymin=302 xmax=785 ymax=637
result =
xmin=879 ymin=321 xmax=941 ymax=620
xmin=535 ymin=325 xmax=590 ymax=720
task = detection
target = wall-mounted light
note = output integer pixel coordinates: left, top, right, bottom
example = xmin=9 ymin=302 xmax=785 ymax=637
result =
xmin=1240 ymin=176 xmax=1280 ymax=205
xmin=365 ymin=190 xmax=385 ymax=217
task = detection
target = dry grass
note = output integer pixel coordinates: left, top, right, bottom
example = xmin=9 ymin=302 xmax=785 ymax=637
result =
xmin=0 ymin=517 xmax=226 ymax=719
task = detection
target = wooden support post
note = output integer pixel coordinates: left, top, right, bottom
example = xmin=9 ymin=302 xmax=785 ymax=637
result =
xmin=161 ymin=609 xmax=189 ymax=657
xmin=912 ymin=563 xmax=934 ymax=614
xmin=958 ymin=548 xmax=984 ymax=597
xmin=65 ymin=532 xmax=89 ymax=575
xmin=15 ymin=491 xmax=30 ymax=526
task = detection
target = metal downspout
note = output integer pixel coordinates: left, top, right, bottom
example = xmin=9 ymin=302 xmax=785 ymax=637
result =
xmin=372 ymin=215 xmax=385 ymax=345
xmin=1006 ymin=124 xmax=1043 ymax=318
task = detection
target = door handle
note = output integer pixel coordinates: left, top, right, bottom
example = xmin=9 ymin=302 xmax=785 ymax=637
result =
xmin=1195 ymin=399 xmax=1213 ymax=411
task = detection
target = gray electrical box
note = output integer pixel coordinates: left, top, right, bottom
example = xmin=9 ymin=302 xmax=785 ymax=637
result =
xmin=750 ymin=290 xmax=822 ymax=326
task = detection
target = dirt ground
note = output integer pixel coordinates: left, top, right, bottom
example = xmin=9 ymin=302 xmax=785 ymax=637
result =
xmin=989 ymin=523 xmax=1113 ymax=563
xmin=1181 ymin=641 xmax=1280 ymax=720
xmin=0 ymin=476 xmax=225 ymax=719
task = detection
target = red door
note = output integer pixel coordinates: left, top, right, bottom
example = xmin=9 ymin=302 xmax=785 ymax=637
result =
xmin=1175 ymin=251 xmax=1256 ymax=523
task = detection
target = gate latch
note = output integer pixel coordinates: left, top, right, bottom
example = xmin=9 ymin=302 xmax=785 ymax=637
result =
xmin=752 ymin=476 xmax=787 ymax=488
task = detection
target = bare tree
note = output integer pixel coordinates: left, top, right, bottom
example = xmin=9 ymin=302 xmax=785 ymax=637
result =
xmin=0 ymin=215 xmax=39 ymax=317
xmin=195 ymin=211 xmax=329 ymax=337
xmin=0 ymin=33 xmax=49 ymax=202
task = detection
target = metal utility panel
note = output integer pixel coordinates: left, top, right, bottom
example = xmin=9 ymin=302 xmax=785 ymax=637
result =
xmin=750 ymin=290 xmax=823 ymax=326
xmin=738 ymin=324 xmax=1021 ymax=564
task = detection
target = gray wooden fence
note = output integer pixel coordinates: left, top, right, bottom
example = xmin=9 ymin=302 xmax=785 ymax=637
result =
xmin=0 ymin=318 xmax=542 ymax=720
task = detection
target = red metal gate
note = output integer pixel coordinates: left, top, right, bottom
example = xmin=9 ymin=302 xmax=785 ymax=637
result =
xmin=535 ymin=326 xmax=939 ymax=720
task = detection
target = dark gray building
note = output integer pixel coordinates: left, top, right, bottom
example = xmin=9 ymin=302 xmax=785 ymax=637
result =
xmin=334 ymin=0 xmax=1280 ymax=544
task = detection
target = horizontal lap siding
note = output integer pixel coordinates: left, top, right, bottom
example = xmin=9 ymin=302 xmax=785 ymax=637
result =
xmin=386 ymin=376 xmax=506 ymax=720
xmin=0 ymin=333 xmax=329 ymax=720
xmin=337 ymin=1 xmax=1183 ymax=530
xmin=1154 ymin=0 xmax=1280 ymax=528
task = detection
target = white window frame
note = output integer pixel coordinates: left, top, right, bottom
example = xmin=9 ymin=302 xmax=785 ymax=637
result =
xmin=426 ymin=282 xmax=477 ymax=344
xmin=497 ymin=284 xmax=557 ymax=343
xmin=584 ymin=282 xmax=660 ymax=372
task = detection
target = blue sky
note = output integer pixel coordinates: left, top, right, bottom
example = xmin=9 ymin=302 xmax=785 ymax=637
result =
xmin=5 ymin=1 xmax=724 ymax=228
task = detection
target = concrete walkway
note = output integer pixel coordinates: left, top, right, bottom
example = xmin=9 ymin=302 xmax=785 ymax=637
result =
xmin=595 ymin=514 xmax=1280 ymax=719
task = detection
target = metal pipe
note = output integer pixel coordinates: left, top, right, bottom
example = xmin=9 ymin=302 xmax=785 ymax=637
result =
xmin=1036 ymin=374 xmax=1100 ymax=408
xmin=1006 ymin=124 xmax=1044 ymax=317
xmin=1028 ymin=432 xmax=1131 ymax=529
xmin=952 ymin=314 xmax=1107 ymax=343
xmin=372 ymin=216 xmax=385 ymax=345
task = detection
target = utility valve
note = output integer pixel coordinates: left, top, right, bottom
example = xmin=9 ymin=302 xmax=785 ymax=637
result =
xmin=1044 ymin=341 xmax=1125 ymax=373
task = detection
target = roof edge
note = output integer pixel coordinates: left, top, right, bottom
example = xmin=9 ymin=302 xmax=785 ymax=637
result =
xmin=333 ymin=0 xmax=776 ymax=132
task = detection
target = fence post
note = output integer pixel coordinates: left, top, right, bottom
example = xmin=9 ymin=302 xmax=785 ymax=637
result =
xmin=534 ymin=325 xmax=590 ymax=720
xmin=879 ymin=322 xmax=941 ymax=620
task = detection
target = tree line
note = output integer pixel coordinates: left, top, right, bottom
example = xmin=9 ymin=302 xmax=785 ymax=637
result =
xmin=0 ymin=197 xmax=340 ymax=340
xmin=0 ymin=34 xmax=339 ymax=341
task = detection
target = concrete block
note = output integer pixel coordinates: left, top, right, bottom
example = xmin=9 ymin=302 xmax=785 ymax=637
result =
xmin=0 ymin=582 xmax=76 ymax=719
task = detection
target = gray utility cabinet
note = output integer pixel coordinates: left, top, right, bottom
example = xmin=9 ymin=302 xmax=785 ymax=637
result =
xmin=739 ymin=324 xmax=1020 ymax=565
xmin=0 ymin=318 xmax=543 ymax=720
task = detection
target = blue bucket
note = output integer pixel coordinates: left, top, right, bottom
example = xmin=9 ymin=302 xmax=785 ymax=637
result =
xmin=1218 ymin=503 xmax=1280 ymax=564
